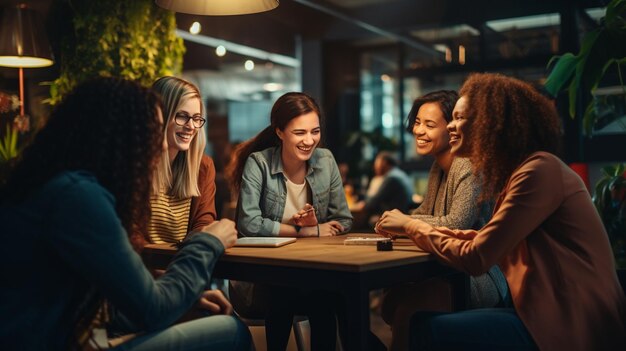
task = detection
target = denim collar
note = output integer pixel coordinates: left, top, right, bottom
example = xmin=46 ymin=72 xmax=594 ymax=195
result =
xmin=269 ymin=146 xmax=320 ymax=177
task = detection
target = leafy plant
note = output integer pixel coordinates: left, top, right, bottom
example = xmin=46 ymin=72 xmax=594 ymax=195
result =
xmin=47 ymin=0 xmax=185 ymax=105
xmin=0 ymin=125 xmax=19 ymax=162
xmin=544 ymin=0 xmax=626 ymax=134
xmin=593 ymin=164 xmax=626 ymax=268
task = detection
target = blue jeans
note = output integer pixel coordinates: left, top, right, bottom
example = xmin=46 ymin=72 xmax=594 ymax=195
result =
xmin=410 ymin=308 xmax=538 ymax=351
xmin=111 ymin=315 xmax=251 ymax=351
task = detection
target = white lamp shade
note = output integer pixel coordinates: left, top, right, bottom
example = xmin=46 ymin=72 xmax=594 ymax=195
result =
xmin=155 ymin=0 xmax=279 ymax=16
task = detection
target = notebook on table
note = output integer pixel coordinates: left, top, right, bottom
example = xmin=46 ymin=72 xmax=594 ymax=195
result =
xmin=234 ymin=237 xmax=297 ymax=247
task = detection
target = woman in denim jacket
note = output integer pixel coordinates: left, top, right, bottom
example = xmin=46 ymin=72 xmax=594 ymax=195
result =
xmin=228 ymin=92 xmax=352 ymax=351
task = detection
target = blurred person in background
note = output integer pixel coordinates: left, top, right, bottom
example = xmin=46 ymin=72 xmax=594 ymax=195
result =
xmin=354 ymin=151 xmax=414 ymax=228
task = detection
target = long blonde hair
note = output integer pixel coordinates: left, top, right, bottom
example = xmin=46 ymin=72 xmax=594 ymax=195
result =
xmin=152 ymin=76 xmax=206 ymax=198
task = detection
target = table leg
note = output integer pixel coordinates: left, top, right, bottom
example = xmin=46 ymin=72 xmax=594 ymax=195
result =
xmin=341 ymin=281 xmax=370 ymax=351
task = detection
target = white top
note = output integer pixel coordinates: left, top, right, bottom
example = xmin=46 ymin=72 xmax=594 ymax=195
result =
xmin=366 ymin=175 xmax=385 ymax=198
xmin=281 ymin=177 xmax=308 ymax=224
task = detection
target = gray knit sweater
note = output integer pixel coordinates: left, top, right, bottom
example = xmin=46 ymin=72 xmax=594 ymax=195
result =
xmin=411 ymin=157 xmax=509 ymax=308
xmin=411 ymin=157 xmax=491 ymax=229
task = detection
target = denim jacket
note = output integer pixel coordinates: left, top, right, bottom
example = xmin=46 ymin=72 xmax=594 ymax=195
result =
xmin=236 ymin=146 xmax=352 ymax=236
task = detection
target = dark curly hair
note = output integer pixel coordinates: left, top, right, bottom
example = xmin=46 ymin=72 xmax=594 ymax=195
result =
xmin=1 ymin=77 xmax=163 ymax=237
xmin=406 ymin=90 xmax=459 ymax=133
xmin=226 ymin=92 xmax=323 ymax=192
xmin=0 ymin=77 xmax=163 ymax=349
xmin=459 ymin=73 xmax=561 ymax=200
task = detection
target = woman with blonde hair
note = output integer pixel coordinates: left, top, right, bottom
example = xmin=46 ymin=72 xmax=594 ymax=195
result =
xmin=377 ymin=73 xmax=626 ymax=350
xmin=131 ymin=76 xmax=217 ymax=250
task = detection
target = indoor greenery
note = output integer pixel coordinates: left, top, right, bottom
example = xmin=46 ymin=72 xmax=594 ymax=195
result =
xmin=593 ymin=164 xmax=626 ymax=268
xmin=0 ymin=126 xmax=18 ymax=163
xmin=47 ymin=0 xmax=185 ymax=105
xmin=544 ymin=0 xmax=626 ymax=134
xmin=545 ymin=0 xmax=626 ymax=269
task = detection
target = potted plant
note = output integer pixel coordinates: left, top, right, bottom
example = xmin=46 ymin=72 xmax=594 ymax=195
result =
xmin=0 ymin=91 xmax=21 ymax=185
xmin=545 ymin=0 xmax=626 ymax=285
xmin=544 ymin=0 xmax=626 ymax=135
xmin=593 ymin=164 xmax=626 ymax=269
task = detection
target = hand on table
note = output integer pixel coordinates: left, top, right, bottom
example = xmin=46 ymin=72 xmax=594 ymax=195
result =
xmin=318 ymin=221 xmax=344 ymax=236
xmin=375 ymin=209 xmax=413 ymax=238
xmin=201 ymin=219 xmax=237 ymax=249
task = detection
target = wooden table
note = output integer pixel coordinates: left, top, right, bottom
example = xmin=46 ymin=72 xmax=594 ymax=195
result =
xmin=142 ymin=234 xmax=467 ymax=351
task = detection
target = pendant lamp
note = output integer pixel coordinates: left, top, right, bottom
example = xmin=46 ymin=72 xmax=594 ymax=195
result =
xmin=155 ymin=0 xmax=279 ymax=15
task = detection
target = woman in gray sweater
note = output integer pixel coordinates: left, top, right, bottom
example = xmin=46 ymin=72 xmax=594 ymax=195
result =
xmin=380 ymin=90 xmax=508 ymax=351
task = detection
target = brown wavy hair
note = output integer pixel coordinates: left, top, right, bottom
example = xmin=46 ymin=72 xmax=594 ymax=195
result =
xmin=459 ymin=73 xmax=561 ymax=200
xmin=226 ymin=92 xmax=323 ymax=192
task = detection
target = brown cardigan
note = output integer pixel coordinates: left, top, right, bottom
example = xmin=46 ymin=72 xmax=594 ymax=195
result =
xmin=187 ymin=155 xmax=217 ymax=233
xmin=131 ymin=155 xmax=217 ymax=251
xmin=404 ymin=152 xmax=626 ymax=350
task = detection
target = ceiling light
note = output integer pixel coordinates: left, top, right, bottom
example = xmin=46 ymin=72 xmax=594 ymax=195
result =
xmin=155 ymin=0 xmax=279 ymax=16
xmin=459 ymin=45 xmax=465 ymax=65
xmin=486 ymin=13 xmax=560 ymax=32
xmin=215 ymin=45 xmax=226 ymax=57
xmin=263 ymin=82 xmax=283 ymax=92
xmin=189 ymin=22 xmax=201 ymax=35
xmin=176 ymin=30 xmax=299 ymax=68
xmin=244 ymin=60 xmax=255 ymax=71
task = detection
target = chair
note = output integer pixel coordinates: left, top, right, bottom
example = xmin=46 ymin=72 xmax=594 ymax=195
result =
xmin=241 ymin=315 xmax=309 ymax=351
xmin=227 ymin=280 xmax=310 ymax=351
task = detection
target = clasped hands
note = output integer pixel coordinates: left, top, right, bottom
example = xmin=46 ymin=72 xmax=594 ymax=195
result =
xmin=375 ymin=209 xmax=414 ymax=238
xmin=291 ymin=203 xmax=344 ymax=236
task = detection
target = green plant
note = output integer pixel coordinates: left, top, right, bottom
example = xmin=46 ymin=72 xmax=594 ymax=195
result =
xmin=593 ymin=164 xmax=626 ymax=268
xmin=0 ymin=125 xmax=18 ymax=162
xmin=47 ymin=0 xmax=185 ymax=105
xmin=545 ymin=0 xmax=626 ymax=134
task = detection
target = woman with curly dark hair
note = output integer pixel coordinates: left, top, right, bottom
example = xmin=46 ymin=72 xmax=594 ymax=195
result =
xmin=380 ymin=90 xmax=508 ymax=351
xmin=377 ymin=73 xmax=625 ymax=350
xmin=0 ymin=77 xmax=250 ymax=351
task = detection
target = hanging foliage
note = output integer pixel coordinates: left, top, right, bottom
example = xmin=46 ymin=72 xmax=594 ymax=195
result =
xmin=47 ymin=0 xmax=185 ymax=105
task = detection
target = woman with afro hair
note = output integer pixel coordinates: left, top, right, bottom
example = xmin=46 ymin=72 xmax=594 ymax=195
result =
xmin=376 ymin=73 xmax=625 ymax=350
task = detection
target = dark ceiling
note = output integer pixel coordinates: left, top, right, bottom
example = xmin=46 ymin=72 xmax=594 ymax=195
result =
xmin=0 ymin=0 xmax=609 ymax=76
xmin=173 ymin=0 xmax=608 ymax=70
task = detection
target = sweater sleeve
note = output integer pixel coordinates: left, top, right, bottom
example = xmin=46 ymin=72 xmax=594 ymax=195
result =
xmin=410 ymin=165 xmax=481 ymax=229
xmin=189 ymin=155 xmax=217 ymax=233
xmin=48 ymin=179 xmax=224 ymax=331
xmin=404 ymin=154 xmax=562 ymax=275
